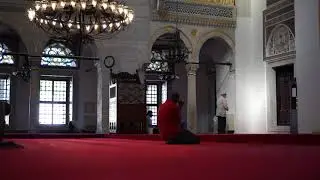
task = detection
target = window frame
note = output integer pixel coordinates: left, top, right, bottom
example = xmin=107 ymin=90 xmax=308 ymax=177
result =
xmin=145 ymin=81 xmax=167 ymax=126
xmin=0 ymin=74 xmax=11 ymax=125
xmin=38 ymin=76 xmax=73 ymax=126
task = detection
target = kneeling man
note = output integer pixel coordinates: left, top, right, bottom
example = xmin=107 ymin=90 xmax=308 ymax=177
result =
xmin=158 ymin=93 xmax=200 ymax=144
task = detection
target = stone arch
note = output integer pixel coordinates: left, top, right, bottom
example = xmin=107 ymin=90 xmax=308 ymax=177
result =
xmin=149 ymin=25 xmax=193 ymax=55
xmin=0 ymin=21 xmax=28 ymax=51
xmin=196 ymin=30 xmax=235 ymax=134
xmin=0 ymin=21 xmax=28 ymax=66
xmin=0 ymin=17 xmax=43 ymax=55
xmin=195 ymin=30 xmax=235 ymax=63
xmin=266 ymin=24 xmax=295 ymax=57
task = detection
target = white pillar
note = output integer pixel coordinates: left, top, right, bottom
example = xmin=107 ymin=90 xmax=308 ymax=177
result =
xmin=295 ymin=0 xmax=320 ymax=133
xmin=234 ymin=0 xmax=267 ymax=133
xmin=96 ymin=61 xmax=110 ymax=134
xmin=186 ymin=63 xmax=199 ymax=133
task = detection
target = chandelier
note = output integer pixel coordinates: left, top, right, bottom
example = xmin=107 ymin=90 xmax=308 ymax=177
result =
xmin=27 ymin=0 xmax=134 ymax=41
xmin=167 ymin=29 xmax=190 ymax=62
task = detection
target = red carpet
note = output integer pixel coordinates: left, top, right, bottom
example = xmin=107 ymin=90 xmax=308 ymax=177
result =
xmin=1 ymin=138 xmax=320 ymax=180
xmin=5 ymin=133 xmax=320 ymax=145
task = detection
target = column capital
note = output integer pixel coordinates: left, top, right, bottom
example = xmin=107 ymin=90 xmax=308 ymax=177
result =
xmin=185 ymin=63 xmax=199 ymax=76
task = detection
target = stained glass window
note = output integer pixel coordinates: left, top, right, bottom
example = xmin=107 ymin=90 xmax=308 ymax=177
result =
xmin=146 ymin=51 xmax=169 ymax=72
xmin=0 ymin=43 xmax=14 ymax=64
xmin=41 ymin=43 xmax=77 ymax=67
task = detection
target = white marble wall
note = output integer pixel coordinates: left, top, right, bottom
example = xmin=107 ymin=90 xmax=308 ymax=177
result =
xmin=295 ymin=0 xmax=320 ymax=133
xmin=234 ymin=0 xmax=268 ymax=133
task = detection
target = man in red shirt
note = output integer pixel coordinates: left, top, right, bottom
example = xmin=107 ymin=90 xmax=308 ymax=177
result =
xmin=158 ymin=93 xmax=200 ymax=144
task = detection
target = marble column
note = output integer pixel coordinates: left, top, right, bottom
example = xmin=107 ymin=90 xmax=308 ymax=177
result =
xmin=186 ymin=63 xmax=199 ymax=133
xmin=295 ymin=0 xmax=320 ymax=133
xmin=96 ymin=61 xmax=110 ymax=134
xmin=28 ymin=57 xmax=41 ymax=132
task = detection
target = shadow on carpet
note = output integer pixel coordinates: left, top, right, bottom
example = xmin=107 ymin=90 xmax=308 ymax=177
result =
xmin=0 ymin=141 xmax=24 ymax=149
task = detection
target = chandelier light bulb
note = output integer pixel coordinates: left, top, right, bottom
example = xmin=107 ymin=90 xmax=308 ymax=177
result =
xmin=81 ymin=2 xmax=86 ymax=9
xmin=68 ymin=23 xmax=72 ymax=28
xmin=27 ymin=9 xmax=36 ymax=21
xmin=125 ymin=18 xmax=129 ymax=24
xmin=128 ymin=12 xmax=134 ymax=22
xmin=71 ymin=1 xmax=76 ymax=7
xmin=86 ymin=25 xmax=90 ymax=32
xmin=44 ymin=20 xmax=48 ymax=24
xmin=42 ymin=4 xmax=47 ymax=10
xmin=92 ymin=0 xmax=97 ymax=7
xmin=40 ymin=19 xmax=44 ymax=23
xmin=52 ymin=21 xmax=56 ymax=26
xmin=102 ymin=3 xmax=107 ymax=9
xmin=118 ymin=7 xmax=123 ymax=14
xmin=60 ymin=1 xmax=66 ymax=8
xmin=51 ymin=2 xmax=57 ymax=10
xmin=110 ymin=4 xmax=115 ymax=11
xmin=77 ymin=24 xmax=81 ymax=29
xmin=123 ymin=8 xmax=128 ymax=15
xmin=94 ymin=24 xmax=99 ymax=30
xmin=102 ymin=24 xmax=107 ymax=29
xmin=35 ymin=4 xmax=41 ymax=11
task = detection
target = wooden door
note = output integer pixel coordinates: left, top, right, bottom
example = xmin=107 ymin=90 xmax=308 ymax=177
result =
xmin=275 ymin=64 xmax=294 ymax=126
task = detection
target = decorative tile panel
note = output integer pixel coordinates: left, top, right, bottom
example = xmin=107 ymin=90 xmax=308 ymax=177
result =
xmin=117 ymin=83 xmax=145 ymax=104
xmin=165 ymin=1 xmax=233 ymax=18
xmin=263 ymin=0 xmax=296 ymax=62
xmin=152 ymin=0 xmax=236 ymax=28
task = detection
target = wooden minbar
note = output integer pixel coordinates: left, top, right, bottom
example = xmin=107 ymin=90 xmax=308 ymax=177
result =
xmin=109 ymin=71 xmax=146 ymax=134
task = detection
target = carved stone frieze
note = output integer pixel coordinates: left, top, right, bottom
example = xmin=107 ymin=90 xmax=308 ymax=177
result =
xmin=152 ymin=0 xmax=236 ymax=28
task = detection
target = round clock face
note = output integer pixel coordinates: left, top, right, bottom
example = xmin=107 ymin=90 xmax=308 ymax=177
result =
xmin=104 ymin=56 xmax=115 ymax=68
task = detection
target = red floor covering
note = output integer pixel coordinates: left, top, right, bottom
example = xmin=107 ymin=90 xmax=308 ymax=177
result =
xmin=1 ymin=138 xmax=320 ymax=180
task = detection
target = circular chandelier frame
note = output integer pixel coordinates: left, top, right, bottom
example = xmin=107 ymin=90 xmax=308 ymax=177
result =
xmin=27 ymin=0 xmax=134 ymax=40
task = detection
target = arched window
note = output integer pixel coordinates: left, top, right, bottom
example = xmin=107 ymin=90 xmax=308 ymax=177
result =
xmin=0 ymin=43 xmax=14 ymax=64
xmin=41 ymin=43 xmax=77 ymax=67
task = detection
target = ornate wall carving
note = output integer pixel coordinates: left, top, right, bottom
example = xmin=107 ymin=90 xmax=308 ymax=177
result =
xmin=117 ymin=83 xmax=145 ymax=104
xmin=152 ymin=0 xmax=236 ymax=28
xmin=263 ymin=0 xmax=296 ymax=62
xmin=266 ymin=24 xmax=295 ymax=57
xmin=185 ymin=0 xmax=235 ymax=6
